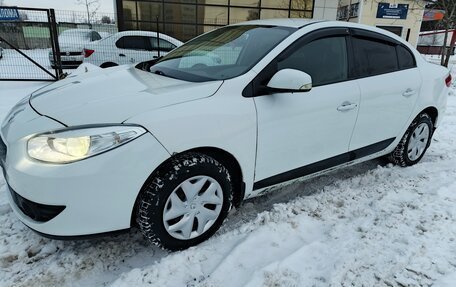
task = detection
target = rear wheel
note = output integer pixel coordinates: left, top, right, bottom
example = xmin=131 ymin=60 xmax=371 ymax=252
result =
xmin=136 ymin=153 xmax=232 ymax=251
xmin=388 ymin=113 xmax=433 ymax=167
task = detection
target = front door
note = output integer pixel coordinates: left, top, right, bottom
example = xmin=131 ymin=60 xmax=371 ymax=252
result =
xmin=253 ymin=33 xmax=360 ymax=190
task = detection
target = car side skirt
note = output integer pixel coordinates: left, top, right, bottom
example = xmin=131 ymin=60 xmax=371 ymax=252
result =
xmin=253 ymin=138 xmax=395 ymax=190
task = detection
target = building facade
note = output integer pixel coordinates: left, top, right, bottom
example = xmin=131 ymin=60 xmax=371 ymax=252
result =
xmin=114 ymin=0 xmax=338 ymax=41
xmin=337 ymin=0 xmax=425 ymax=47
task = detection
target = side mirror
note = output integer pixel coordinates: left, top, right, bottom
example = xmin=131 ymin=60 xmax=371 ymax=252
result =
xmin=266 ymin=69 xmax=312 ymax=93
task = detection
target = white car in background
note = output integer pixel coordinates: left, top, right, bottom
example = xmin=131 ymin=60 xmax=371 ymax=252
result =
xmin=82 ymin=31 xmax=183 ymax=68
xmin=49 ymin=29 xmax=102 ymax=69
xmin=1 ymin=19 xmax=450 ymax=251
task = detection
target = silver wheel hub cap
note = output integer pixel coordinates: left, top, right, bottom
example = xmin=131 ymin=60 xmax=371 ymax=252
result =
xmin=407 ymin=123 xmax=430 ymax=161
xmin=163 ymin=175 xmax=224 ymax=240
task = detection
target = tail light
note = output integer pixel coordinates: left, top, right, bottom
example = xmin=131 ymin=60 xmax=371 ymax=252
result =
xmin=445 ymin=74 xmax=452 ymax=87
xmin=84 ymin=48 xmax=94 ymax=58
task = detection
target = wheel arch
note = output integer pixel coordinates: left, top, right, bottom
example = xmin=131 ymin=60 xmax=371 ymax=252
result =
xmin=419 ymin=106 xmax=438 ymax=127
xmin=130 ymin=146 xmax=245 ymax=226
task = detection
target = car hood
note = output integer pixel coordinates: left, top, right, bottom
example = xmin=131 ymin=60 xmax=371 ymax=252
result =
xmin=29 ymin=65 xmax=223 ymax=126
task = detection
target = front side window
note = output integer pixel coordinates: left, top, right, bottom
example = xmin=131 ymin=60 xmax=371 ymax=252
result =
xmin=277 ymin=36 xmax=348 ymax=86
xmin=352 ymin=37 xmax=399 ymax=77
xmin=116 ymin=36 xmax=148 ymax=50
xmin=149 ymin=25 xmax=296 ymax=82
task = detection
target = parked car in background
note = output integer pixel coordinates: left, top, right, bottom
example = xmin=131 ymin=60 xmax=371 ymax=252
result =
xmin=49 ymin=29 xmax=102 ymax=69
xmin=1 ymin=19 xmax=450 ymax=251
xmin=82 ymin=31 xmax=182 ymax=68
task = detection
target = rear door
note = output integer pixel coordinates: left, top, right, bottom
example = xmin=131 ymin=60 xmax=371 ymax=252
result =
xmin=348 ymin=29 xmax=421 ymax=151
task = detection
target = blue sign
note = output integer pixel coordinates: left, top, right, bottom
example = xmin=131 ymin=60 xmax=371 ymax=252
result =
xmin=377 ymin=3 xmax=409 ymax=19
xmin=0 ymin=7 xmax=19 ymax=21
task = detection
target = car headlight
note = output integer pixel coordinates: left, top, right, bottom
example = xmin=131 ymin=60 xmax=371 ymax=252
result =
xmin=27 ymin=125 xmax=146 ymax=164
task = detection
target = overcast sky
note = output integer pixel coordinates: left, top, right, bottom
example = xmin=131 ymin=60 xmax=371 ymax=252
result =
xmin=3 ymin=0 xmax=115 ymax=13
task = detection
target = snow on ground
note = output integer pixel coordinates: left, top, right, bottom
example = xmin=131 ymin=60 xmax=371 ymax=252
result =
xmin=0 ymin=49 xmax=55 ymax=80
xmin=0 ymin=49 xmax=75 ymax=80
xmin=0 ymin=70 xmax=456 ymax=287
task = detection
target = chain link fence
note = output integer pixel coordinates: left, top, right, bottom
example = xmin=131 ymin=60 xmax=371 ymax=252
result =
xmin=0 ymin=7 xmax=117 ymax=81
xmin=0 ymin=6 xmax=241 ymax=81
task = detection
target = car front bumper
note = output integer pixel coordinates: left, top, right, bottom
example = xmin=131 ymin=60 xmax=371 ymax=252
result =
xmin=1 ymin=102 xmax=170 ymax=237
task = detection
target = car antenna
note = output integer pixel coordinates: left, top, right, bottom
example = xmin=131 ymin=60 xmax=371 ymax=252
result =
xmin=156 ymin=16 xmax=161 ymax=59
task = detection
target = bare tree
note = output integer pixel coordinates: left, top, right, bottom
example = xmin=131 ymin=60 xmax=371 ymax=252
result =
xmin=75 ymin=0 xmax=100 ymax=24
xmin=426 ymin=0 xmax=456 ymax=67
xmin=101 ymin=15 xmax=111 ymax=24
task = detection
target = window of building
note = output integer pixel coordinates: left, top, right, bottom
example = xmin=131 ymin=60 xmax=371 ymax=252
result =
xmin=198 ymin=0 xmax=228 ymax=4
xmin=277 ymin=36 xmax=348 ymax=86
xmin=261 ymin=0 xmax=289 ymax=9
xmin=230 ymin=0 xmax=260 ymax=8
xmin=352 ymin=37 xmax=399 ymax=77
xmin=123 ymin=1 xmax=137 ymax=21
xmin=260 ymin=9 xmax=288 ymax=19
xmin=197 ymin=6 xmax=228 ymax=25
xmin=119 ymin=0 xmax=314 ymax=42
xmin=291 ymin=0 xmax=313 ymax=10
xmin=137 ymin=2 xmax=162 ymax=22
xmin=377 ymin=26 xmax=403 ymax=37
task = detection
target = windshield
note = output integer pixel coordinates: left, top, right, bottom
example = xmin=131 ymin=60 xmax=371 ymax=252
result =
xmin=149 ymin=25 xmax=296 ymax=82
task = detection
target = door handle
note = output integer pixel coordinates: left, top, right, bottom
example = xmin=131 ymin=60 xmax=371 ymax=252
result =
xmin=337 ymin=101 xmax=358 ymax=112
xmin=402 ymin=88 xmax=416 ymax=97
xmin=119 ymin=53 xmax=126 ymax=57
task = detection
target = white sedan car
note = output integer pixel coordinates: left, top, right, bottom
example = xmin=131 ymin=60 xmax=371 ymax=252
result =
xmin=49 ymin=29 xmax=102 ymax=69
xmin=1 ymin=19 xmax=450 ymax=250
xmin=82 ymin=31 xmax=183 ymax=68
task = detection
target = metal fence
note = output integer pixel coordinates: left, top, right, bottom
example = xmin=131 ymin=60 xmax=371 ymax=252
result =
xmin=0 ymin=6 xmax=237 ymax=81
xmin=0 ymin=7 xmax=117 ymax=81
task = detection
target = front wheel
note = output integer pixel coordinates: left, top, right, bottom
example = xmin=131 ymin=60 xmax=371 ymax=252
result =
xmin=136 ymin=153 xmax=232 ymax=251
xmin=388 ymin=113 xmax=434 ymax=167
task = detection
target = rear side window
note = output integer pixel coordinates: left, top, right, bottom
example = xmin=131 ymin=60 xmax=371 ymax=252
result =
xmin=396 ymin=45 xmax=416 ymax=70
xmin=277 ymin=36 xmax=348 ymax=86
xmin=91 ymin=32 xmax=102 ymax=41
xmin=116 ymin=36 xmax=148 ymax=50
xmin=149 ymin=38 xmax=177 ymax=52
xmin=352 ymin=37 xmax=398 ymax=77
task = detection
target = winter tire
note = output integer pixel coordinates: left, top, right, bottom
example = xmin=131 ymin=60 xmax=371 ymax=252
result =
xmin=388 ymin=113 xmax=433 ymax=167
xmin=136 ymin=153 xmax=232 ymax=251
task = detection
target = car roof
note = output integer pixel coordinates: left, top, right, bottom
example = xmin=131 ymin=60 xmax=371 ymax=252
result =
xmin=231 ymin=18 xmax=412 ymax=48
xmin=61 ymin=29 xmax=97 ymax=34
xmin=114 ymin=30 xmax=183 ymax=44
